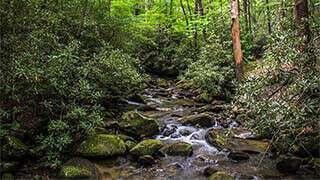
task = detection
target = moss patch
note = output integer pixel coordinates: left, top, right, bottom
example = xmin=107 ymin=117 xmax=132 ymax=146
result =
xmin=160 ymin=142 xmax=193 ymax=156
xmin=130 ymin=139 xmax=164 ymax=157
xmin=120 ymin=111 xmax=160 ymax=138
xmin=60 ymin=166 xmax=92 ymax=178
xmin=77 ymin=134 xmax=126 ymax=158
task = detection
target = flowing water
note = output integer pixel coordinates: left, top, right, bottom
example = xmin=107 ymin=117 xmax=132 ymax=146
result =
xmin=94 ymin=82 xmax=319 ymax=180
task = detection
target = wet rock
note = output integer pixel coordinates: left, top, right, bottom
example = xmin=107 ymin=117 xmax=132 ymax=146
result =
xmin=205 ymin=128 xmax=269 ymax=154
xmin=190 ymin=133 xmax=203 ymax=140
xmin=173 ymin=99 xmax=195 ymax=107
xmin=237 ymin=174 xmax=256 ymax=180
xmin=276 ymin=157 xmax=302 ymax=173
xmin=2 ymin=136 xmax=28 ymax=160
xmin=163 ymin=126 xmax=177 ymax=136
xmin=125 ymin=140 xmax=137 ymax=151
xmin=0 ymin=161 xmax=19 ymax=173
xmin=59 ymin=158 xmax=99 ymax=179
xmin=203 ymin=166 xmax=218 ymax=177
xmin=137 ymin=104 xmax=158 ymax=111
xmin=208 ymin=171 xmax=234 ymax=180
xmin=128 ymin=94 xmax=146 ymax=104
xmin=179 ymin=128 xmax=194 ymax=136
xmin=198 ymin=105 xmax=225 ymax=113
xmin=138 ymin=155 xmax=156 ymax=166
xmin=205 ymin=128 xmax=228 ymax=150
xmin=77 ymin=134 xmax=126 ymax=158
xmin=130 ymin=139 xmax=164 ymax=157
xmin=228 ymin=151 xmax=250 ymax=161
xmin=179 ymin=113 xmax=214 ymax=128
xmin=160 ymin=142 xmax=193 ymax=156
xmin=170 ymin=133 xmax=181 ymax=138
xmin=1 ymin=173 xmax=14 ymax=180
xmin=120 ymin=111 xmax=160 ymax=138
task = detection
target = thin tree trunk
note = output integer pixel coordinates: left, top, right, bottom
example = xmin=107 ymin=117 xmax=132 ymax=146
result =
xmin=198 ymin=0 xmax=206 ymax=42
xmin=180 ymin=0 xmax=189 ymax=31
xmin=231 ymin=0 xmax=243 ymax=81
xmin=194 ymin=0 xmax=199 ymax=48
xmin=243 ymin=0 xmax=249 ymax=32
xmin=266 ymin=0 xmax=272 ymax=34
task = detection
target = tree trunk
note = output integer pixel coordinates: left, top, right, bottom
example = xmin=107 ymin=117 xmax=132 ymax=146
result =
xmin=198 ymin=0 xmax=206 ymax=42
xmin=231 ymin=0 xmax=243 ymax=81
xmin=194 ymin=0 xmax=199 ymax=48
xmin=180 ymin=0 xmax=189 ymax=31
xmin=294 ymin=0 xmax=310 ymax=48
xmin=266 ymin=0 xmax=272 ymax=34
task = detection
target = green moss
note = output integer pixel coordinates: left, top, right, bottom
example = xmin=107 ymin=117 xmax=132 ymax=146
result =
xmin=208 ymin=171 xmax=234 ymax=180
xmin=60 ymin=166 xmax=92 ymax=178
xmin=161 ymin=142 xmax=193 ymax=156
xmin=125 ymin=140 xmax=137 ymax=151
xmin=121 ymin=111 xmax=160 ymax=138
xmin=2 ymin=173 xmax=14 ymax=180
xmin=77 ymin=134 xmax=126 ymax=158
xmin=130 ymin=139 xmax=164 ymax=157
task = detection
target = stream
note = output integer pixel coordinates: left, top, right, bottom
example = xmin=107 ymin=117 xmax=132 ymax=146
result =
xmin=92 ymin=80 xmax=318 ymax=180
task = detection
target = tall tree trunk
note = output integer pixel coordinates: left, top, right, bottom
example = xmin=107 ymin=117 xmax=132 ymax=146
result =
xmin=243 ymin=0 xmax=249 ymax=32
xmin=198 ymin=0 xmax=206 ymax=42
xmin=194 ymin=0 xmax=199 ymax=48
xmin=266 ymin=0 xmax=272 ymax=34
xmin=231 ymin=0 xmax=243 ymax=81
xmin=294 ymin=0 xmax=310 ymax=48
xmin=180 ymin=0 xmax=189 ymax=31
xmin=248 ymin=0 xmax=252 ymax=35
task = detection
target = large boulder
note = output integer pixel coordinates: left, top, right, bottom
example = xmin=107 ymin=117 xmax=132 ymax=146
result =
xmin=160 ymin=142 xmax=193 ymax=156
xmin=179 ymin=113 xmax=214 ymax=128
xmin=208 ymin=171 xmax=234 ymax=180
xmin=77 ymin=134 xmax=126 ymax=158
xmin=120 ymin=111 xmax=160 ymax=138
xmin=130 ymin=139 xmax=164 ymax=157
xmin=59 ymin=158 xmax=99 ymax=179
xmin=205 ymin=128 xmax=269 ymax=154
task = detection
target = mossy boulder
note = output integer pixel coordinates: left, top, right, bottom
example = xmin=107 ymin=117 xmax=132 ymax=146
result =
xmin=77 ymin=134 xmax=126 ymax=158
xmin=120 ymin=111 xmax=160 ymax=138
xmin=130 ymin=139 xmax=164 ymax=157
xmin=205 ymin=128 xmax=269 ymax=154
xmin=205 ymin=129 xmax=229 ymax=150
xmin=208 ymin=171 xmax=234 ymax=180
xmin=59 ymin=158 xmax=99 ymax=179
xmin=160 ymin=142 xmax=193 ymax=156
xmin=125 ymin=140 xmax=137 ymax=151
xmin=2 ymin=136 xmax=28 ymax=160
xmin=179 ymin=113 xmax=214 ymax=128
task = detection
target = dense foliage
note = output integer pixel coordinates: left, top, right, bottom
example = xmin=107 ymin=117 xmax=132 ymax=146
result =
xmin=1 ymin=0 xmax=319 ymax=175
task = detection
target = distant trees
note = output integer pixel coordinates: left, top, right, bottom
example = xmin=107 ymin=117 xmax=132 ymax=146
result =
xmin=230 ymin=0 xmax=243 ymax=81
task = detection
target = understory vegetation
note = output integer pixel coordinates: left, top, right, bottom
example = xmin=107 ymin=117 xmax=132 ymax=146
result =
xmin=0 ymin=0 xmax=319 ymax=177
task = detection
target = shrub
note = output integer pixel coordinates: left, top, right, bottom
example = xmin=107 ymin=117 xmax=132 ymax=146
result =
xmin=237 ymin=30 xmax=320 ymax=156
xmin=179 ymin=38 xmax=235 ymax=102
xmin=0 ymin=32 xmax=144 ymax=167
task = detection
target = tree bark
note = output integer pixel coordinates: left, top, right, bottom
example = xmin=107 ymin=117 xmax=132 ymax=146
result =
xmin=294 ymin=0 xmax=310 ymax=48
xmin=231 ymin=0 xmax=243 ymax=81
xmin=180 ymin=0 xmax=189 ymax=31
xmin=266 ymin=0 xmax=272 ymax=34
xmin=198 ymin=0 xmax=206 ymax=42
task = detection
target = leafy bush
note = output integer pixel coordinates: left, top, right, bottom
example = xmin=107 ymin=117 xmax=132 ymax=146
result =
xmin=0 ymin=33 xmax=144 ymax=168
xmin=179 ymin=38 xmax=235 ymax=102
xmin=237 ymin=30 xmax=320 ymax=157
